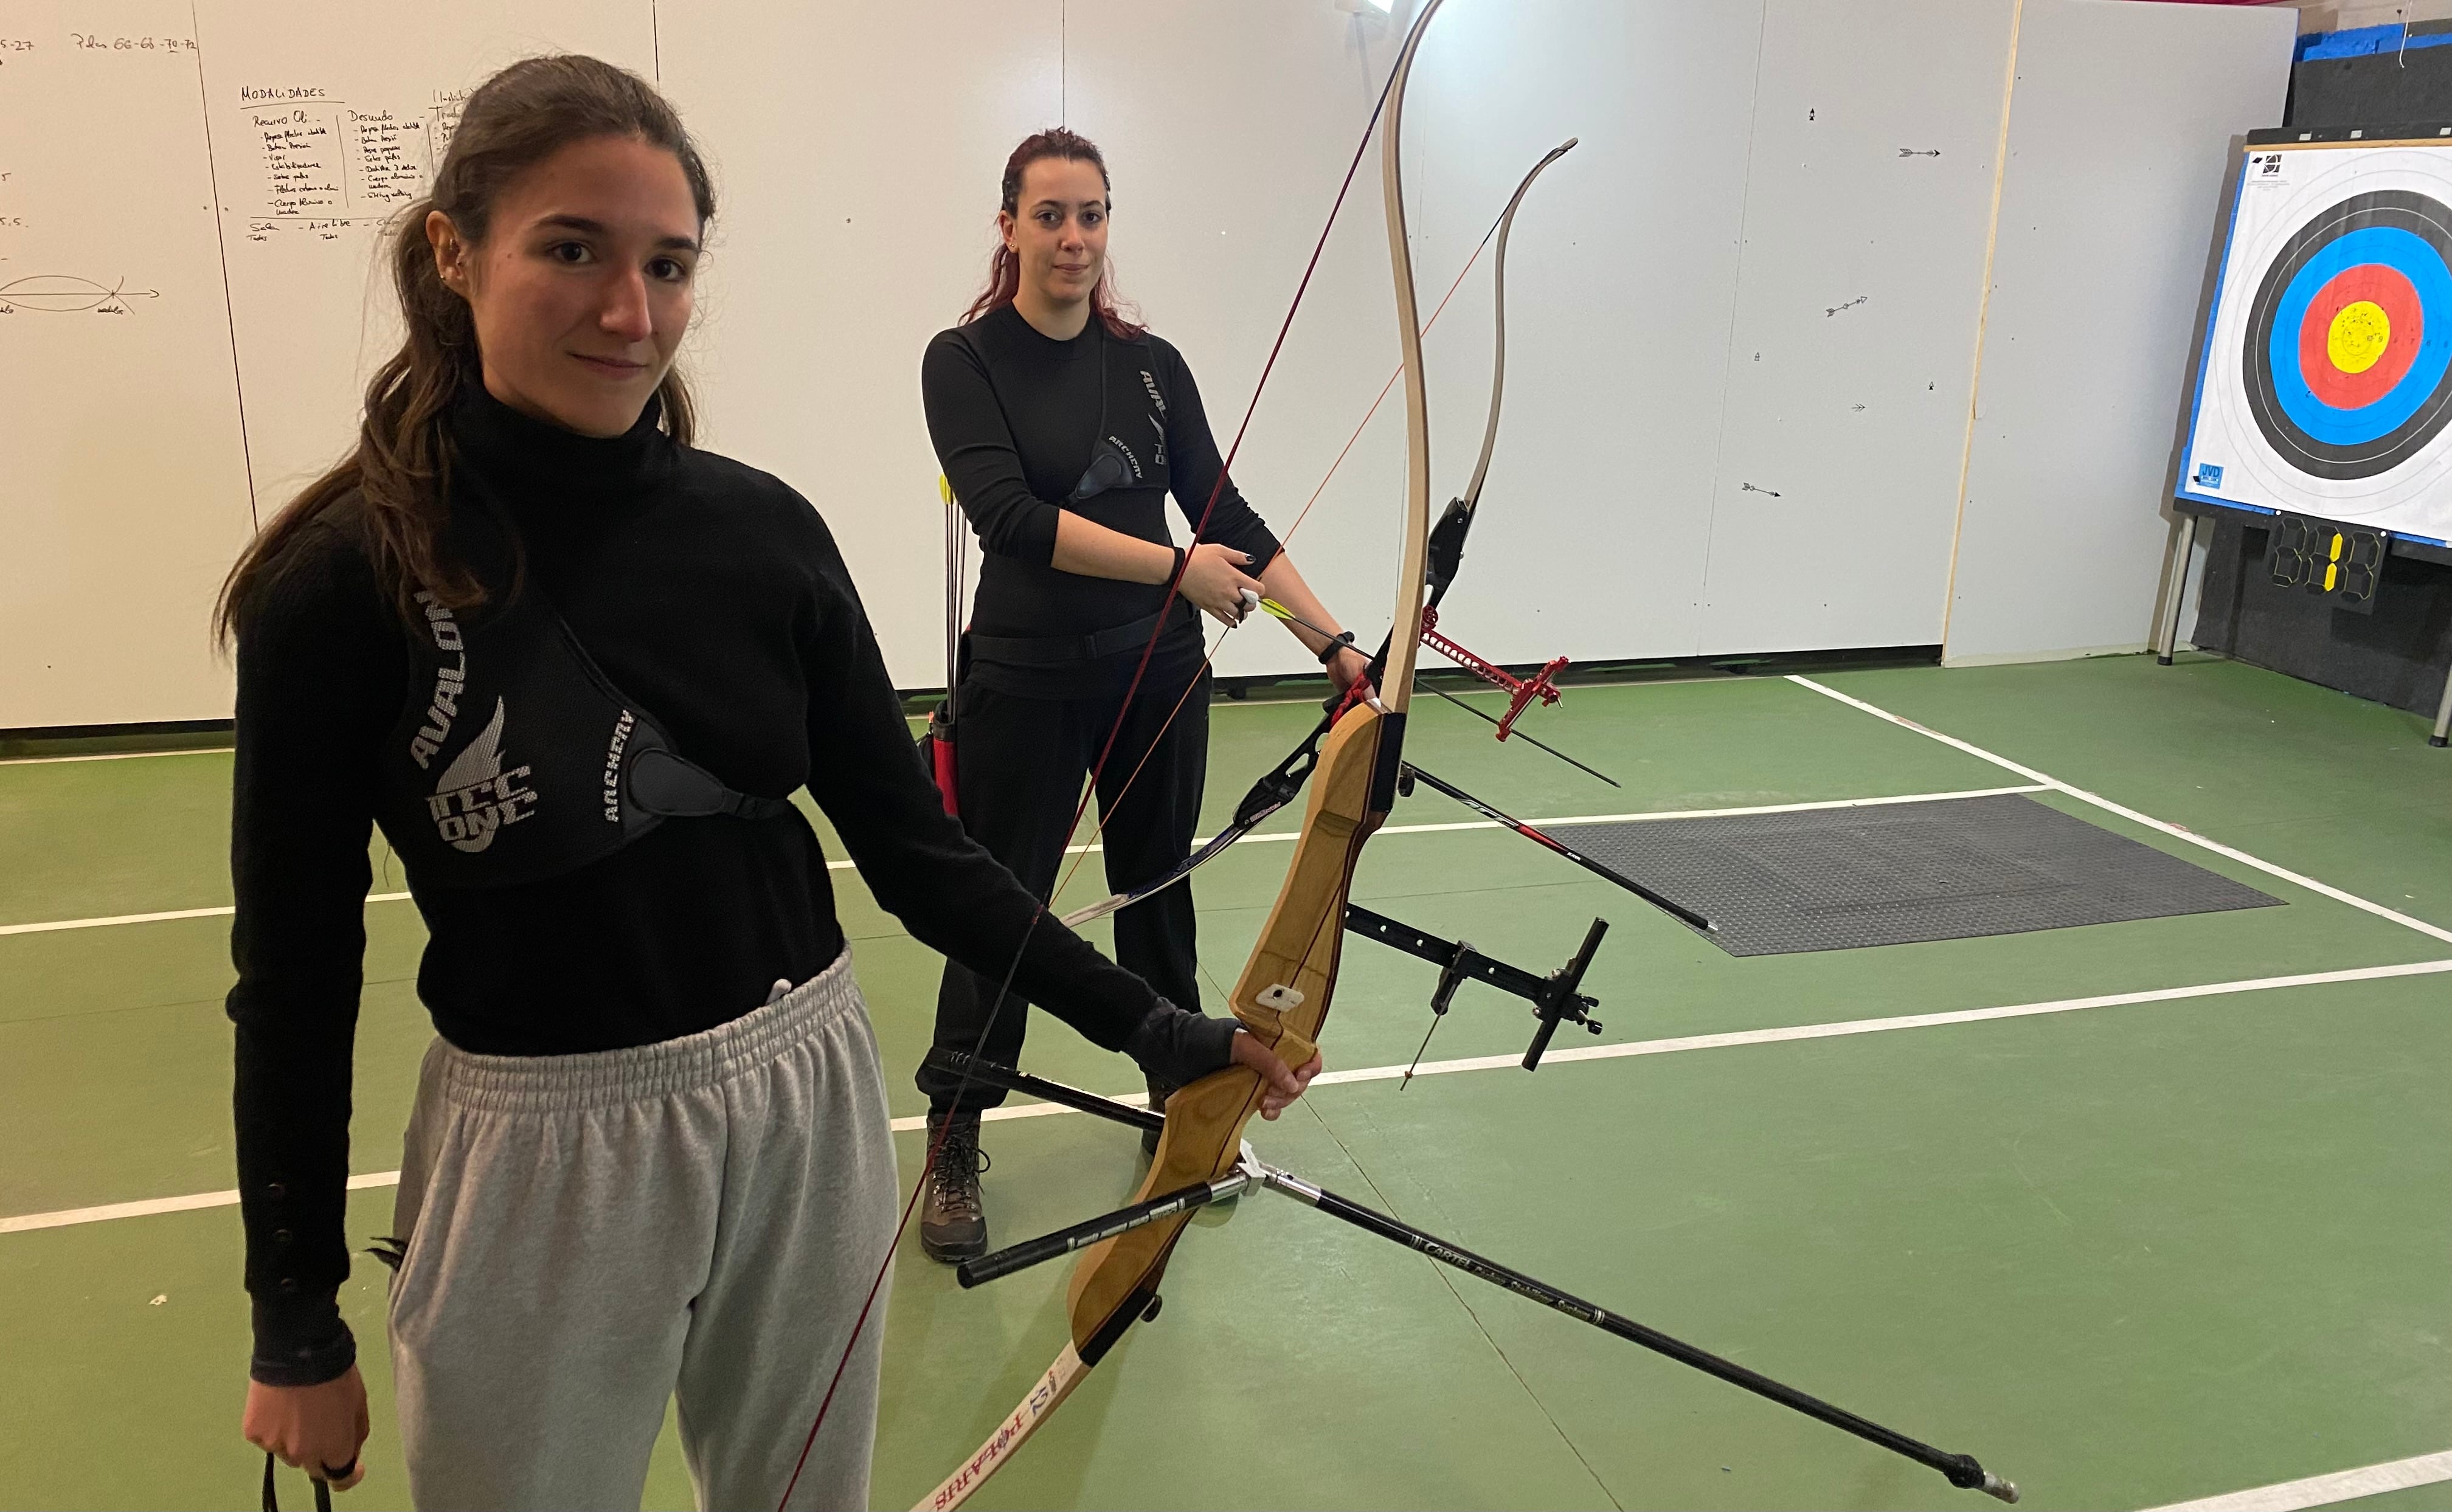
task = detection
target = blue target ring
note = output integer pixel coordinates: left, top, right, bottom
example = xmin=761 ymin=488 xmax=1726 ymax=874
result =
xmin=2244 ymin=188 xmax=2452 ymax=479
xmin=2264 ymin=226 xmax=2452 ymax=445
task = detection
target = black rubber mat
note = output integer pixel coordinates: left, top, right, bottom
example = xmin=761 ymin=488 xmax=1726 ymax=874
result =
xmin=1562 ymin=793 xmax=2282 ymax=957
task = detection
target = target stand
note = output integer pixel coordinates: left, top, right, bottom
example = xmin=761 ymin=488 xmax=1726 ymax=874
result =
xmin=2166 ymin=124 xmax=2452 ymax=745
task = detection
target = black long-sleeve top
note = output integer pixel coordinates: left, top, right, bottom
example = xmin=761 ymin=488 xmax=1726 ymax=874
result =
xmin=921 ymin=305 xmax=1281 ymax=697
xmin=228 ymin=383 xmax=1233 ymax=1384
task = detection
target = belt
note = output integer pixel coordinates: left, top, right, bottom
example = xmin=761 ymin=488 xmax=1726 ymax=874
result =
xmin=968 ymin=600 xmax=1194 ymax=668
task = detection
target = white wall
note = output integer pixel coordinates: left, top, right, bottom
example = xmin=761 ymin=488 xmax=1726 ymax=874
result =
xmin=1699 ymin=0 xmax=2015 ymax=655
xmin=657 ymin=1 xmax=1061 ymax=676
xmin=1942 ymin=0 xmax=2294 ymax=665
xmin=1397 ymin=0 xmax=1764 ymax=667
xmin=0 ymin=0 xmax=2303 ymax=726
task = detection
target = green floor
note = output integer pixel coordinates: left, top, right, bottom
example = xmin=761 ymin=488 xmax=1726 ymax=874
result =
xmin=2 ymin=654 xmax=2447 ymax=1511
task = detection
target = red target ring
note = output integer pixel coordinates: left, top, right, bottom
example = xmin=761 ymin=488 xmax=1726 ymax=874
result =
xmin=2295 ymin=262 xmax=2422 ymax=409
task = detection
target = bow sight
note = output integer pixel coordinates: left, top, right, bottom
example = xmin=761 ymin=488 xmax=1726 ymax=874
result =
xmin=1343 ymin=903 xmax=1607 ymax=1078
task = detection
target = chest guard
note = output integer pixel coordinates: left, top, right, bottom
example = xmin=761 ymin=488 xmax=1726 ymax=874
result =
xmin=377 ymin=574 xmax=794 ymax=891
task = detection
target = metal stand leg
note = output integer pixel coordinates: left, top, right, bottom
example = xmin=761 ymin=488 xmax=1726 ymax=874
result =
xmin=2432 ymin=660 xmax=2451 ymax=748
xmin=2156 ymin=513 xmax=2200 ymax=666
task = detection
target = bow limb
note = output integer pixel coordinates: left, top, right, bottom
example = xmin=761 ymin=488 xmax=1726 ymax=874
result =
xmin=1063 ymin=134 xmax=1587 ymax=931
xmin=909 ymin=1345 xmax=1088 ymax=1512
xmin=907 ymin=703 xmax=1387 ymax=1512
xmin=1064 ymin=0 xmax=1453 ymax=1342
xmin=1064 ymin=0 xmax=1451 ymax=1418
xmin=1460 ymin=138 xmax=1577 ymax=516
xmin=1374 ymin=0 xmax=1442 ymax=722
xmin=1428 ymin=136 xmax=1577 ymax=610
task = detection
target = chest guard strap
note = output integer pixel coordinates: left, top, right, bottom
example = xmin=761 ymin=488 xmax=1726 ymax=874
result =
xmin=378 ymin=572 xmax=794 ymax=892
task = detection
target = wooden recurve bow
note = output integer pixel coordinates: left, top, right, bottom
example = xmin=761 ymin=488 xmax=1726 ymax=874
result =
xmin=911 ymin=3 xmax=1449 ymax=1506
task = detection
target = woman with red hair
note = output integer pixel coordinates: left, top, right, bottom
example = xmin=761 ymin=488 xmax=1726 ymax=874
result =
xmin=916 ymin=128 xmax=1360 ymax=1260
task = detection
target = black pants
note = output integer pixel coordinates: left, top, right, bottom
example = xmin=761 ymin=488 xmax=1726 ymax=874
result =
xmin=918 ymin=667 xmax=1210 ymax=1114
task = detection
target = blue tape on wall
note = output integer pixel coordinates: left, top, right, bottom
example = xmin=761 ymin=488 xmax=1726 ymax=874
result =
xmin=2298 ymin=22 xmax=2452 ymax=63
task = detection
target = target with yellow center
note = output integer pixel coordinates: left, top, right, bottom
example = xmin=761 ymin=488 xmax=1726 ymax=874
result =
xmin=2246 ymin=190 xmax=2452 ymax=478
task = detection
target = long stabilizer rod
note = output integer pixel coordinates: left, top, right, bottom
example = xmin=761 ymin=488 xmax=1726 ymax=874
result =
xmin=1255 ymin=1162 xmax=2017 ymax=1503
xmin=1401 ymin=763 xmax=1712 ymax=932
xmin=925 ymin=1058 xmax=2017 ymax=1502
xmin=957 ymin=1170 xmax=1250 ymax=1289
xmin=924 ymin=1048 xmax=1163 ymax=1133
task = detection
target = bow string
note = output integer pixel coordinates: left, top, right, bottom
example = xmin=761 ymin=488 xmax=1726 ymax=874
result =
xmin=908 ymin=2 xmax=1456 ymax=1505
xmin=778 ymin=9 xmax=1442 ymax=1507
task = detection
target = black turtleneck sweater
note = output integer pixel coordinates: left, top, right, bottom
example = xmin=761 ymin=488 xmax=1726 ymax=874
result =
xmin=921 ymin=305 xmax=1280 ymax=697
xmin=227 ymin=384 xmax=1234 ymax=1385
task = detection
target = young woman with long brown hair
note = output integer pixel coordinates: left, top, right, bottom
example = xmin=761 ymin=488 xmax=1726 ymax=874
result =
xmin=222 ymin=59 xmax=1309 ymax=1509
xmin=913 ymin=129 xmax=1361 ymax=1261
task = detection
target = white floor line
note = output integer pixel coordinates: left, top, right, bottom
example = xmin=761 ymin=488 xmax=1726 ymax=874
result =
xmin=1 ymin=905 xmax=237 ymax=937
xmin=0 ymin=745 xmax=234 ymax=767
xmin=2139 ymin=1448 xmax=2452 ymax=1512
xmin=2 ymin=787 xmax=2045 ymax=940
xmin=1 ymin=1170 xmax=403 ymax=1236
xmin=13 ymin=957 xmax=2443 ymax=1237
xmin=1786 ymin=675 xmax=2452 ymax=948
xmin=0 ymin=892 xmax=413 ymax=938
xmin=1055 ymin=782 xmax=2051 ymax=857
xmin=1318 ymin=957 xmax=2452 ymax=1084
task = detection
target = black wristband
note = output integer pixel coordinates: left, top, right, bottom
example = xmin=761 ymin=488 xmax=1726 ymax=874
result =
xmin=1124 ymin=997 xmax=1239 ymax=1087
xmin=1168 ymin=545 xmax=1188 ymax=585
xmin=1316 ymin=632 xmax=1357 ymax=666
xmin=249 ymin=1291 xmax=357 ymax=1387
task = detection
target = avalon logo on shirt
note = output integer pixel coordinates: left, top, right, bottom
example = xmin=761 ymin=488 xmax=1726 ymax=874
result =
xmin=407 ymin=592 xmax=468 ymax=770
xmin=427 ymin=698 xmax=538 ymax=853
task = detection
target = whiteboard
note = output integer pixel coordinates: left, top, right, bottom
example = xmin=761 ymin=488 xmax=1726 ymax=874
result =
xmin=191 ymin=0 xmax=659 ymax=509
xmin=0 ymin=1 xmax=255 ymax=728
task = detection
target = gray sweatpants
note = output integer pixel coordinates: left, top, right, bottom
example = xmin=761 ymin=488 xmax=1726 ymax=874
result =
xmin=386 ymin=948 xmax=898 ymax=1511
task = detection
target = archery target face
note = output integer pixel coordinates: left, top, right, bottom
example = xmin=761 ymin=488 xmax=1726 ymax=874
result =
xmin=2178 ymin=142 xmax=2452 ymax=544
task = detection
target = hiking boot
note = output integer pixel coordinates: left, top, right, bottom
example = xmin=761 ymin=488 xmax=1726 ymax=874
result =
xmin=919 ymin=1111 xmax=988 ymax=1262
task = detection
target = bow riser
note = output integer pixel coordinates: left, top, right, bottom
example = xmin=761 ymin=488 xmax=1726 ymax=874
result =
xmin=1053 ymin=0 xmax=1447 ymax=1412
xmin=1062 ymin=703 xmax=1390 ymax=1348
xmin=913 ymin=0 xmax=1447 ymax=1497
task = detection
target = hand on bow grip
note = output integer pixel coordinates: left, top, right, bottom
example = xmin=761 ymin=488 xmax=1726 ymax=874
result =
xmin=1325 ymin=646 xmax=1377 ymax=709
xmin=1230 ymin=1029 xmax=1323 ymax=1119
